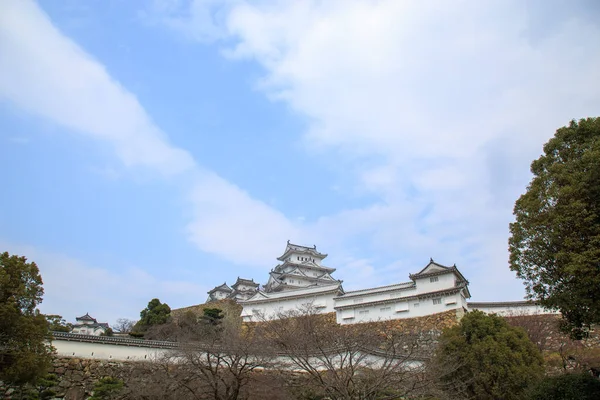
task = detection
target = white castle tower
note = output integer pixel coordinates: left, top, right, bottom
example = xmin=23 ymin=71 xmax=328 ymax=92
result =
xmin=264 ymin=241 xmax=341 ymax=292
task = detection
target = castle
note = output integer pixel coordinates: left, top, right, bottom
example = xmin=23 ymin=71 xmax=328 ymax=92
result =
xmin=207 ymin=241 xmax=553 ymax=323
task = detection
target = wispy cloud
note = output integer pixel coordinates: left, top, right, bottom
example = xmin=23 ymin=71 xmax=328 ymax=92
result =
xmin=0 ymin=240 xmax=206 ymax=325
xmin=0 ymin=1 xmax=194 ymax=176
xmin=153 ymin=0 xmax=600 ymax=299
xmin=187 ymin=170 xmax=299 ymax=266
xmin=0 ymin=0 xmax=296 ymax=268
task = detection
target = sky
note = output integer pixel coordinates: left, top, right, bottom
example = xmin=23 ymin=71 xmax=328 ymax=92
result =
xmin=1 ymin=0 xmax=599 ymax=326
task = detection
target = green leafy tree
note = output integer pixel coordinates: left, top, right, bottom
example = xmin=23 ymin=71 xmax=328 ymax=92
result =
xmin=45 ymin=315 xmax=72 ymax=332
xmin=201 ymin=307 xmax=224 ymax=326
xmin=5 ymin=373 xmax=59 ymax=400
xmin=0 ymin=252 xmax=54 ymax=386
xmin=436 ymin=311 xmax=544 ymax=400
xmin=509 ymin=117 xmax=600 ymax=338
xmin=526 ymin=373 xmax=600 ymax=400
xmin=100 ymin=327 xmax=114 ymax=336
xmin=133 ymin=298 xmax=171 ymax=334
xmin=34 ymin=373 xmax=59 ymax=400
xmin=89 ymin=376 xmax=124 ymax=400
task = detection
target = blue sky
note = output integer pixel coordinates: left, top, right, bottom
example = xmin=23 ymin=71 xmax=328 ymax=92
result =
xmin=1 ymin=0 xmax=599 ymax=325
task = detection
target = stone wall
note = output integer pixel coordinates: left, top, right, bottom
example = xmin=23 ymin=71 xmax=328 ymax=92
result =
xmin=3 ymin=312 xmax=596 ymax=399
xmin=2 ymin=357 xmax=136 ymax=400
xmin=172 ymin=299 xmax=242 ymax=322
xmin=504 ymin=314 xmax=600 ymax=375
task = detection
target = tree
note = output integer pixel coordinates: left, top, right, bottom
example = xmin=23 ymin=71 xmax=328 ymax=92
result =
xmin=509 ymin=117 xmax=600 ymax=338
xmin=201 ymin=308 xmax=224 ymax=326
xmin=113 ymin=318 xmax=136 ymax=334
xmin=526 ymin=373 xmax=600 ymax=400
xmin=45 ymin=314 xmax=72 ymax=332
xmin=101 ymin=327 xmax=114 ymax=336
xmin=34 ymin=373 xmax=60 ymax=400
xmin=152 ymin=315 xmax=276 ymax=400
xmin=133 ymin=298 xmax=171 ymax=334
xmin=0 ymin=252 xmax=54 ymax=386
xmin=435 ymin=311 xmax=544 ymax=400
xmin=261 ymin=305 xmax=435 ymax=400
xmin=88 ymin=376 xmax=124 ymax=400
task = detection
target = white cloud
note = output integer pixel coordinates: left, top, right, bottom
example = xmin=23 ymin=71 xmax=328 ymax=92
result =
xmin=3 ymin=0 xmax=599 ymax=306
xmin=0 ymin=0 xmax=194 ymax=176
xmin=0 ymin=241 xmax=206 ymax=326
xmin=0 ymin=0 xmax=296 ymax=267
xmin=187 ymin=170 xmax=299 ymax=266
xmin=160 ymin=0 xmax=600 ymax=299
xmin=142 ymin=0 xmax=236 ymax=42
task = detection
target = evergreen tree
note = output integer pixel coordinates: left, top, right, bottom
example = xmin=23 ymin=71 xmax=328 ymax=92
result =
xmin=89 ymin=377 xmax=124 ymax=400
xmin=436 ymin=311 xmax=544 ymax=400
xmin=132 ymin=298 xmax=171 ymax=334
xmin=201 ymin=308 xmax=224 ymax=326
xmin=509 ymin=117 xmax=600 ymax=338
xmin=527 ymin=373 xmax=600 ymax=400
xmin=0 ymin=252 xmax=53 ymax=386
xmin=45 ymin=315 xmax=72 ymax=332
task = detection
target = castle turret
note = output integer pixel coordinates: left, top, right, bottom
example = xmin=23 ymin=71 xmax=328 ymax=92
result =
xmin=264 ymin=241 xmax=341 ymax=292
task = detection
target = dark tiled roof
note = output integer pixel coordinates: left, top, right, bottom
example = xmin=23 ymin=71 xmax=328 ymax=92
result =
xmin=232 ymin=277 xmax=259 ymax=288
xmin=207 ymin=283 xmax=233 ymax=294
xmin=76 ymin=313 xmax=97 ymax=322
xmin=277 ymin=240 xmax=328 ymax=261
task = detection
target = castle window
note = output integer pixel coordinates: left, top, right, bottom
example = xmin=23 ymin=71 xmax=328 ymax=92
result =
xmin=380 ymin=306 xmax=391 ymax=312
xmin=430 ymin=276 xmax=439 ymax=283
xmin=433 ymin=298 xmax=442 ymax=305
xmin=414 ymin=303 xmax=420 ymax=308
xmin=359 ymin=309 xmax=369 ymax=315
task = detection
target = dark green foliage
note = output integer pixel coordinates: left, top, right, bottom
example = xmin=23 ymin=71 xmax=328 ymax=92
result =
xmin=526 ymin=373 xmax=600 ymax=400
xmin=34 ymin=373 xmax=59 ymax=400
xmin=436 ymin=311 xmax=544 ymax=400
xmin=0 ymin=252 xmax=53 ymax=386
xmin=509 ymin=117 xmax=600 ymax=338
xmin=89 ymin=376 xmax=124 ymax=400
xmin=101 ymin=327 xmax=114 ymax=336
xmin=1 ymin=373 xmax=59 ymax=400
xmin=45 ymin=314 xmax=72 ymax=332
xmin=202 ymin=307 xmax=224 ymax=325
xmin=133 ymin=298 xmax=171 ymax=334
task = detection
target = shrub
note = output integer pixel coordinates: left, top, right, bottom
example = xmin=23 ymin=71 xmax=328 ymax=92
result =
xmin=527 ymin=373 xmax=600 ymax=400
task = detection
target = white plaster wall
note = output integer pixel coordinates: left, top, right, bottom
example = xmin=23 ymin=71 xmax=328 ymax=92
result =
xmin=53 ymin=340 xmax=170 ymax=361
xmin=414 ymin=273 xmax=455 ymax=294
xmin=334 ymin=286 xmax=417 ymax=309
xmin=53 ymin=340 xmax=424 ymax=372
xmin=288 ymin=251 xmax=323 ymax=266
xmin=72 ymin=327 xmax=104 ymax=336
xmin=469 ymin=303 xmax=557 ymax=316
xmin=242 ymin=292 xmax=336 ymax=322
xmin=337 ymin=292 xmax=463 ymax=324
xmin=236 ymin=284 xmax=256 ymax=292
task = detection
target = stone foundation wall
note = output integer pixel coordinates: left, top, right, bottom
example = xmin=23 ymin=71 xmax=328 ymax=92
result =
xmin=1 ymin=357 xmax=144 ymax=400
xmin=3 ymin=313 xmax=596 ymax=399
xmin=172 ymin=299 xmax=242 ymax=322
